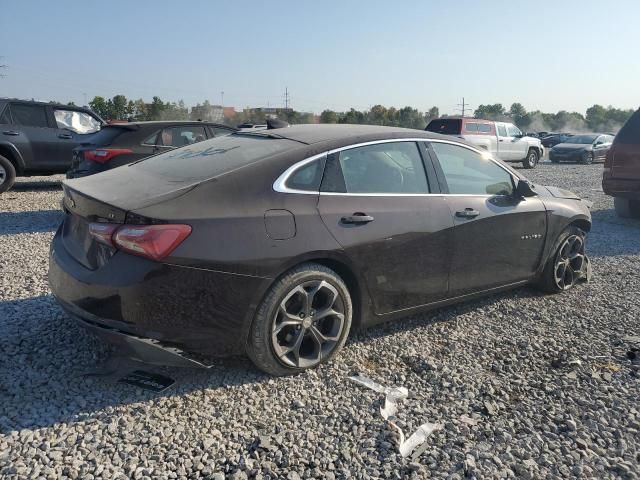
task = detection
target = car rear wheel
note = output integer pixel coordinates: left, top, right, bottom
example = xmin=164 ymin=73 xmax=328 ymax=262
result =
xmin=614 ymin=197 xmax=640 ymax=219
xmin=522 ymin=149 xmax=539 ymax=169
xmin=537 ymin=226 xmax=588 ymax=293
xmin=247 ymin=263 xmax=352 ymax=376
xmin=0 ymin=155 xmax=17 ymax=193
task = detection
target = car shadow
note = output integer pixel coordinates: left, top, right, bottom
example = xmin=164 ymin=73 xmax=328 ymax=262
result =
xmin=0 ymin=209 xmax=63 ymax=235
xmin=588 ymin=209 xmax=640 ymax=257
xmin=11 ymin=179 xmax=63 ymax=191
xmin=0 ymin=295 xmax=271 ymax=433
xmin=0 ymin=287 xmax=548 ymax=433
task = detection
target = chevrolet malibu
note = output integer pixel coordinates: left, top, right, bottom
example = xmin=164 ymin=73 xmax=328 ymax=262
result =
xmin=49 ymin=125 xmax=592 ymax=375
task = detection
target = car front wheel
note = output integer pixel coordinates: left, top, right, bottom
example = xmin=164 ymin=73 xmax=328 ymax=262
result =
xmin=523 ymin=149 xmax=539 ymax=169
xmin=537 ymin=226 xmax=589 ymax=293
xmin=247 ymin=263 xmax=352 ymax=376
xmin=0 ymin=155 xmax=17 ymax=193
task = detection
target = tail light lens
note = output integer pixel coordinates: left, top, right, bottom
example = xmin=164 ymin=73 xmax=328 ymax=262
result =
xmin=84 ymin=148 xmax=133 ymax=164
xmin=88 ymin=223 xmax=192 ymax=261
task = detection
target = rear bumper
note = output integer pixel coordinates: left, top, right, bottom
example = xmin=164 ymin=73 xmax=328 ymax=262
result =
xmin=49 ymin=230 xmax=270 ymax=363
xmin=602 ymin=175 xmax=640 ymax=199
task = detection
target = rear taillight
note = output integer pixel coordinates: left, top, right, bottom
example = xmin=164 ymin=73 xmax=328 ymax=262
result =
xmin=84 ymin=148 xmax=133 ymax=164
xmin=88 ymin=223 xmax=192 ymax=261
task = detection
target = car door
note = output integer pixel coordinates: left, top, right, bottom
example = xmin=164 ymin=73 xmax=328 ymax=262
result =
xmin=316 ymin=140 xmax=454 ymax=314
xmin=428 ymin=141 xmax=547 ymax=297
xmin=506 ymin=123 xmax=528 ymax=160
xmin=6 ymin=102 xmax=60 ymax=170
xmin=495 ymin=123 xmax=514 ymax=160
xmin=51 ymin=107 xmax=102 ymax=170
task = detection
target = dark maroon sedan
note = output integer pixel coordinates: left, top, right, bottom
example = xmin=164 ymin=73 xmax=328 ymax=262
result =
xmin=49 ymin=125 xmax=592 ymax=375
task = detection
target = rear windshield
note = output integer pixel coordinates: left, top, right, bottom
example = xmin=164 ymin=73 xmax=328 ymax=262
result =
xmin=425 ymin=119 xmax=462 ymax=135
xmin=87 ymin=126 xmax=131 ymax=145
xmin=132 ymin=133 xmax=296 ymax=182
xmin=567 ymin=134 xmax=597 ymax=144
xmin=616 ymin=110 xmax=640 ymax=145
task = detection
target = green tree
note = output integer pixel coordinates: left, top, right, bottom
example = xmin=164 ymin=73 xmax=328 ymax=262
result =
xmin=509 ymin=103 xmax=529 ymax=128
xmin=89 ymin=96 xmax=110 ymax=119
xmin=474 ymin=104 xmax=506 ymax=120
xmin=320 ymin=110 xmax=338 ymax=124
xmin=148 ymin=96 xmax=165 ymax=120
xmin=111 ymin=95 xmax=128 ymax=120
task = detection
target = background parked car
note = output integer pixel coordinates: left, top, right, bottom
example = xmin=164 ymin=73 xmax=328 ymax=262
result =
xmin=0 ymin=99 xmax=104 ymax=192
xmin=425 ymin=117 xmax=544 ymax=168
xmin=549 ymin=133 xmax=614 ymax=164
xmin=67 ymin=121 xmax=236 ymax=178
xmin=541 ymin=133 xmax=573 ymax=148
xmin=603 ymin=109 xmax=640 ymax=218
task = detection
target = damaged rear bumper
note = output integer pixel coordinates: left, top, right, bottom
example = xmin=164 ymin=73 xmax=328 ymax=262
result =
xmin=58 ymin=299 xmax=213 ymax=368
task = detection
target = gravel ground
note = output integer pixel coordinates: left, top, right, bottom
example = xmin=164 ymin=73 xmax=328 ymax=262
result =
xmin=1 ymin=164 xmax=639 ymax=479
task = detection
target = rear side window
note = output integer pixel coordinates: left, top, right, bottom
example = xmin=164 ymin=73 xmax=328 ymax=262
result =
xmin=325 ymin=142 xmax=429 ymax=194
xmin=54 ymin=109 xmax=101 ymax=134
xmin=158 ymin=126 xmax=207 ymax=147
xmin=210 ymin=126 xmax=233 ymax=137
xmin=465 ymin=123 xmax=479 ymax=132
xmin=134 ymin=134 xmax=297 ymax=182
xmin=478 ymin=124 xmax=491 ymax=133
xmin=425 ymin=119 xmax=462 ymax=135
xmin=616 ymin=110 xmax=640 ymax=145
xmin=10 ymin=104 xmax=48 ymax=127
xmin=285 ymin=157 xmax=326 ymax=191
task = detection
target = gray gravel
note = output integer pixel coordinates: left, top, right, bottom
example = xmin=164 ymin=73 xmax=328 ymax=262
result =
xmin=1 ymin=166 xmax=639 ymax=479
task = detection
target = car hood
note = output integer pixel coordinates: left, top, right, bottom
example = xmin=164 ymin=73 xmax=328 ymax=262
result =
xmin=537 ymin=185 xmax=581 ymax=200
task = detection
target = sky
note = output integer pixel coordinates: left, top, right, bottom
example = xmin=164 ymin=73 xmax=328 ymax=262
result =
xmin=1 ymin=0 xmax=639 ymax=115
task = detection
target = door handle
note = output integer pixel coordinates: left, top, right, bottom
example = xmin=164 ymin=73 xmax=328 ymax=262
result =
xmin=341 ymin=213 xmax=374 ymax=224
xmin=58 ymin=133 xmax=73 ymax=139
xmin=455 ymin=208 xmax=480 ymax=219
xmin=2 ymin=130 xmax=19 ymax=136
xmin=498 ymin=139 xmax=504 ymax=142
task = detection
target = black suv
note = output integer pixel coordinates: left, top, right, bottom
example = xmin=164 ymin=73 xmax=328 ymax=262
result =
xmin=0 ymin=99 xmax=105 ymax=192
xmin=67 ymin=121 xmax=236 ymax=178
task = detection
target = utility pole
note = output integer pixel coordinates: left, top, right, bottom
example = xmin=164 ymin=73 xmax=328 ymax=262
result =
xmin=456 ymin=97 xmax=471 ymax=117
xmin=0 ymin=57 xmax=7 ymax=78
xmin=284 ymin=87 xmax=290 ymax=110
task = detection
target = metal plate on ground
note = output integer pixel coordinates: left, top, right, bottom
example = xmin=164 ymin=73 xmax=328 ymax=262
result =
xmin=118 ymin=370 xmax=175 ymax=392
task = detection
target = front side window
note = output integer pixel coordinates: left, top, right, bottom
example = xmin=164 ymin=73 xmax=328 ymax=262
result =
xmin=507 ymin=124 xmax=521 ymax=137
xmin=54 ymin=109 xmax=101 ymax=134
xmin=497 ymin=124 xmax=507 ymax=137
xmin=10 ymin=104 xmax=48 ymax=128
xmin=158 ymin=126 xmax=207 ymax=147
xmin=142 ymin=130 xmax=160 ymax=146
xmin=431 ymin=142 xmax=514 ymax=196
xmin=330 ymin=142 xmax=429 ymax=194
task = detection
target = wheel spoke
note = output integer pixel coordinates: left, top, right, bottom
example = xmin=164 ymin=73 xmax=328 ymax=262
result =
xmin=280 ymin=331 xmax=304 ymax=361
xmin=312 ymin=307 xmax=343 ymax=322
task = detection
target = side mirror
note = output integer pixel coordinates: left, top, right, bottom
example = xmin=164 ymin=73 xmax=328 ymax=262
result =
xmin=514 ymin=179 xmax=537 ymax=198
xmin=594 ymin=141 xmax=603 ymax=146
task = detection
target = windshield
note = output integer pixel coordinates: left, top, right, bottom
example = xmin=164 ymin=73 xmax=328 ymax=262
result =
xmin=566 ymin=134 xmax=598 ymax=144
xmin=132 ymin=133 xmax=297 ymax=182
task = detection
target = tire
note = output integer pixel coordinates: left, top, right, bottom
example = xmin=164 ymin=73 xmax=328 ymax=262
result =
xmin=614 ymin=197 xmax=640 ymax=219
xmin=522 ymin=148 xmax=539 ymax=169
xmin=580 ymin=151 xmax=594 ymax=165
xmin=537 ymin=226 xmax=587 ymax=294
xmin=247 ymin=263 xmax=353 ymax=376
xmin=0 ymin=155 xmax=17 ymax=193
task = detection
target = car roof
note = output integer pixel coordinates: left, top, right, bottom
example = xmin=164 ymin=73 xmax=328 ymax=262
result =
xmin=243 ymin=123 xmax=443 ymax=146
xmin=104 ymin=120 xmax=236 ymax=130
xmin=0 ymin=97 xmax=93 ymax=111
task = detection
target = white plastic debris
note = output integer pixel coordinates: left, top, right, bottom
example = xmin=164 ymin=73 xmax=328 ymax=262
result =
xmin=348 ymin=374 xmax=442 ymax=459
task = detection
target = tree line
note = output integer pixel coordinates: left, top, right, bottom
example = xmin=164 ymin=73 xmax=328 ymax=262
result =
xmin=81 ymin=94 xmax=635 ymax=133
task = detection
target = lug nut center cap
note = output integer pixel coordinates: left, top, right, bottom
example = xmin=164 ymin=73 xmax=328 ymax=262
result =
xmin=302 ymin=318 xmax=312 ymax=329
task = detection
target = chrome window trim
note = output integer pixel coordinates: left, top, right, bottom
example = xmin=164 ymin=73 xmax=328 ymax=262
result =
xmin=272 ymin=138 xmax=518 ymax=196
